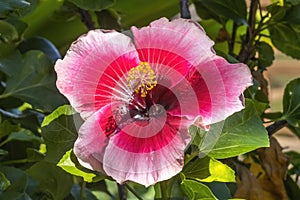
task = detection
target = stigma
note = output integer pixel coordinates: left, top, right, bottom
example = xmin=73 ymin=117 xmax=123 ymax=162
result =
xmin=127 ymin=62 xmax=157 ymax=97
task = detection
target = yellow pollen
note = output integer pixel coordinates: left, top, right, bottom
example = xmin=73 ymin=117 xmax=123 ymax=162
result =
xmin=127 ymin=62 xmax=157 ymax=97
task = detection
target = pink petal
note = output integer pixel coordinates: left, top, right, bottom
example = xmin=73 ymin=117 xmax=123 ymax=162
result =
xmin=103 ymin=115 xmax=191 ymax=186
xmin=55 ymin=30 xmax=139 ymax=119
xmin=73 ymin=104 xmax=115 ymax=173
xmin=169 ymin=56 xmax=252 ymax=125
xmin=131 ymin=18 xmax=215 ymax=87
xmin=196 ymin=57 xmax=252 ymax=124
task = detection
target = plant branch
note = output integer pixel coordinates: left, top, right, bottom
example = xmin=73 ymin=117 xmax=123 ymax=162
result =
xmin=229 ymin=22 xmax=238 ymax=55
xmin=80 ymin=181 xmax=86 ymax=200
xmin=238 ymin=0 xmax=259 ymax=63
xmin=77 ymin=8 xmax=95 ymax=30
xmin=266 ymin=120 xmax=288 ymax=136
xmin=179 ymin=0 xmax=191 ymax=19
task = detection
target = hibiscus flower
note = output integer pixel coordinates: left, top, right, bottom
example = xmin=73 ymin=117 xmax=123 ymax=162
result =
xmin=55 ymin=18 xmax=252 ymax=186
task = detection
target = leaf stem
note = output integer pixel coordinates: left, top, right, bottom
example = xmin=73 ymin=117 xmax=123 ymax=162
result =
xmin=80 ymin=181 xmax=86 ymax=200
xmin=238 ymin=0 xmax=259 ymax=63
xmin=125 ymin=183 xmax=143 ymax=200
xmin=179 ymin=0 xmax=191 ymax=19
xmin=117 ymin=183 xmax=126 ymax=200
xmin=160 ymin=181 xmax=168 ymax=200
xmin=266 ymin=120 xmax=288 ymax=136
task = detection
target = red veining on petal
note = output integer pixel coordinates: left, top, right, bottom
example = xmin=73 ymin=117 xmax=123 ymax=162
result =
xmin=94 ymin=53 xmax=139 ymax=110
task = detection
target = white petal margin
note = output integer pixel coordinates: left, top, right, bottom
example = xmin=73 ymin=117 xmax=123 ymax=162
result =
xmin=102 ymin=117 xmax=191 ymax=187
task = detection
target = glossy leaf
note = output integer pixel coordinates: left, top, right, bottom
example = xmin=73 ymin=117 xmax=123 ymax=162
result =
xmin=0 ymin=166 xmax=28 ymax=199
xmin=180 ymin=173 xmax=217 ymax=199
xmin=200 ymin=158 xmax=235 ymax=182
xmin=57 ymin=149 xmax=96 ymax=182
xmin=41 ymin=108 xmax=78 ymax=163
xmin=283 ymin=78 xmax=300 ymax=126
xmin=198 ymin=99 xmax=269 ymax=159
xmin=6 ymin=129 xmax=41 ymax=143
xmin=183 ymin=156 xmax=211 ymax=180
xmin=269 ymin=23 xmax=300 ymax=59
xmin=68 ymin=0 xmax=115 ymax=11
xmin=1 ymin=50 xmax=67 ymax=112
xmin=18 ymin=36 xmax=62 ymax=62
xmin=193 ymin=0 xmax=247 ymax=24
xmin=41 ymin=105 xmax=76 ymax=127
xmin=257 ymin=41 xmax=275 ymax=70
xmin=26 ymin=161 xmax=73 ymax=199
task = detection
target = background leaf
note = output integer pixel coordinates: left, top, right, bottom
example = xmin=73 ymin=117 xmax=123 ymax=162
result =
xmin=26 ymin=161 xmax=73 ymax=200
xmin=68 ymin=0 xmax=115 ymax=11
xmin=41 ymin=106 xmax=79 ymax=163
xmin=282 ymin=78 xmax=300 ymax=126
xmin=1 ymin=50 xmax=67 ymax=112
xmin=198 ymin=99 xmax=269 ymax=159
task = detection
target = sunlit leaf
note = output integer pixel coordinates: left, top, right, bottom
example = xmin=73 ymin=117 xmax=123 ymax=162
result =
xmin=200 ymin=158 xmax=235 ymax=182
xmin=57 ymin=149 xmax=96 ymax=182
xmin=42 ymin=105 xmax=76 ymax=127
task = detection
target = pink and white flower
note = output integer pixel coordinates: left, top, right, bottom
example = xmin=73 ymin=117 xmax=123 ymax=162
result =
xmin=55 ymin=18 xmax=252 ymax=186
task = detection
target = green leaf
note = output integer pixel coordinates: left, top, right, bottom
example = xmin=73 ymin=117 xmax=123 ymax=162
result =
xmin=96 ymin=9 xmax=120 ymax=30
xmin=200 ymin=158 xmax=235 ymax=182
xmin=113 ymin=0 xmax=179 ymax=28
xmin=0 ymin=171 xmax=11 ymax=191
xmin=257 ymin=41 xmax=275 ymax=70
xmin=284 ymin=4 xmax=300 ymax=24
xmin=1 ymin=50 xmax=67 ymax=112
xmin=68 ymin=0 xmax=115 ymax=11
xmin=283 ymin=78 xmax=300 ymax=126
xmin=0 ymin=20 xmax=19 ymax=43
xmin=6 ymin=129 xmax=41 ymax=143
xmin=26 ymin=161 xmax=73 ymax=200
xmin=0 ymin=120 xmax=20 ymax=139
xmin=183 ymin=156 xmax=211 ymax=180
xmin=42 ymin=105 xmax=76 ymax=127
xmin=193 ymin=0 xmax=247 ymax=24
xmin=269 ymin=23 xmax=300 ymax=59
xmin=18 ymin=36 xmax=62 ymax=62
xmin=0 ymin=166 xmax=28 ymax=199
xmin=198 ymin=99 xmax=269 ymax=159
xmin=180 ymin=173 xmax=217 ymax=199
xmin=57 ymin=149 xmax=96 ymax=182
xmin=0 ymin=0 xmax=30 ymax=18
xmin=41 ymin=107 xmax=79 ymax=163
